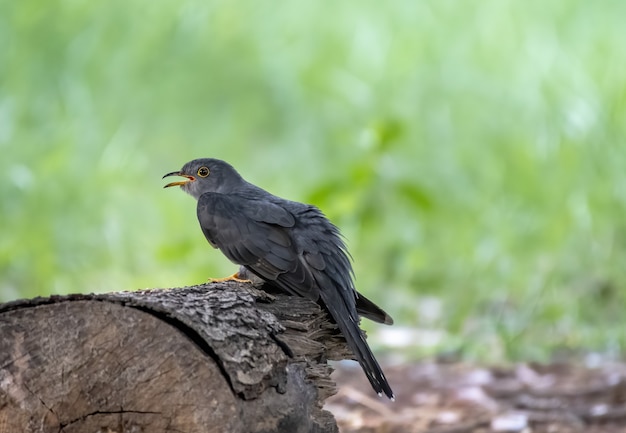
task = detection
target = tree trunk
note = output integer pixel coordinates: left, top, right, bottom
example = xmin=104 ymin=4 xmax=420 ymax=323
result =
xmin=0 ymin=282 xmax=349 ymax=433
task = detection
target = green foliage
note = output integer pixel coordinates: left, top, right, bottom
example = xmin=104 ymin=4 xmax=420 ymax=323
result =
xmin=1 ymin=0 xmax=625 ymax=361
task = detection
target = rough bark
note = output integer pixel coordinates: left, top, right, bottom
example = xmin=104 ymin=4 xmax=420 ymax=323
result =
xmin=0 ymin=282 xmax=350 ymax=433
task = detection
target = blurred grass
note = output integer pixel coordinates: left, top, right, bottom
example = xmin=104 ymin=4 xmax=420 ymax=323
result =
xmin=1 ymin=0 xmax=625 ymax=362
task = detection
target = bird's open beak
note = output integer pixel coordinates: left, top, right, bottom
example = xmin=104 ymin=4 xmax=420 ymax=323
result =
xmin=163 ymin=171 xmax=195 ymax=188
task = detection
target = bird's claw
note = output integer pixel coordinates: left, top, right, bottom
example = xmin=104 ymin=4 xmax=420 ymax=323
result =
xmin=209 ymin=273 xmax=252 ymax=284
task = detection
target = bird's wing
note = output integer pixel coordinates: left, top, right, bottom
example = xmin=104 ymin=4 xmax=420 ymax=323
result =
xmin=196 ymin=192 xmax=319 ymax=300
xmin=356 ymin=293 xmax=394 ymax=325
xmin=291 ymin=207 xmax=359 ymax=314
xmin=291 ymin=207 xmax=395 ymax=398
xmin=198 ymin=192 xmax=394 ymax=398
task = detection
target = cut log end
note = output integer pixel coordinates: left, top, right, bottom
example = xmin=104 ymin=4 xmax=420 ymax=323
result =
xmin=0 ymin=283 xmax=345 ymax=433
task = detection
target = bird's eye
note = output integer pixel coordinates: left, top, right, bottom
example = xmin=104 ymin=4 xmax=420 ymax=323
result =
xmin=197 ymin=167 xmax=210 ymax=177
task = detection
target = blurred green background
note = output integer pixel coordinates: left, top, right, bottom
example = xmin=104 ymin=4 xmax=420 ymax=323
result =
xmin=1 ymin=0 xmax=625 ymax=362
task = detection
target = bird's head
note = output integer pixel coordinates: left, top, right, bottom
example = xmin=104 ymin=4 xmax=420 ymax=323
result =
xmin=163 ymin=158 xmax=244 ymax=199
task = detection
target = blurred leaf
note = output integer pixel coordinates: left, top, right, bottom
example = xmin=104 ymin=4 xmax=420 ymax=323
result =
xmin=395 ymin=180 xmax=433 ymax=210
xmin=370 ymin=118 xmax=404 ymax=153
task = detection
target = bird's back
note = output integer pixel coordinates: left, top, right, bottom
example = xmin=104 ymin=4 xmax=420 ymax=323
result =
xmin=195 ymin=179 xmax=394 ymax=398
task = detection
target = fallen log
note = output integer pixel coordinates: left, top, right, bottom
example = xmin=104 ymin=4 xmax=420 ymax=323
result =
xmin=0 ymin=282 xmax=351 ymax=433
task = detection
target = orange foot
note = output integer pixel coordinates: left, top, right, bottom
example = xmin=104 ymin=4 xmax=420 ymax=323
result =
xmin=209 ymin=272 xmax=252 ymax=284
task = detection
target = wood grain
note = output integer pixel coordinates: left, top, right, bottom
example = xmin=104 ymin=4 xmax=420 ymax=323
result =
xmin=0 ymin=282 xmax=346 ymax=433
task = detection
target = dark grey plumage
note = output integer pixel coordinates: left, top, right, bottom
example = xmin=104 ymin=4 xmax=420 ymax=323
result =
xmin=163 ymin=158 xmax=394 ymax=399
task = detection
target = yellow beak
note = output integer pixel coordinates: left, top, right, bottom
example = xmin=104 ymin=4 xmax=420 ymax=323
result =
xmin=162 ymin=171 xmax=195 ymax=188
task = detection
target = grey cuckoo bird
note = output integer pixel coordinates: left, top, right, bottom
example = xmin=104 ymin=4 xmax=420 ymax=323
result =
xmin=163 ymin=158 xmax=394 ymax=399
